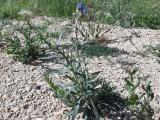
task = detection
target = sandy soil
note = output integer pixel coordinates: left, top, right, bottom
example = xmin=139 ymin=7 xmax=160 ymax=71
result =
xmin=0 ymin=17 xmax=160 ymax=120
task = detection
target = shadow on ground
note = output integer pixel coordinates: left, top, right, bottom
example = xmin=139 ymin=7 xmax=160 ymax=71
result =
xmin=79 ymin=42 xmax=129 ymax=58
xmin=81 ymin=93 xmax=132 ymax=120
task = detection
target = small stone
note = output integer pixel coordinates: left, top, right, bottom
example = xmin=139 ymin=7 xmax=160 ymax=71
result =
xmin=25 ymin=86 xmax=32 ymax=92
xmin=27 ymin=106 xmax=33 ymax=113
xmin=30 ymin=66 xmax=35 ymax=71
xmin=23 ymin=116 xmax=30 ymax=120
xmin=10 ymin=101 xmax=16 ymax=107
xmin=8 ymin=113 xmax=14 ymax=118
xmin=41 ymin=87 xmax=47 ymax=93
xmin=2 ymin=94 xmax=7 ymax=99
xmin=12 ymin=107 xmax=19 ymax=112
xmin=35 ymin=118 xmax=45 ymax=120
xmin=117 ymin=117 xmax=121 ymax=120
xmin=36 ymin=90 xmax=41 ymax=95
xmin=16 ymin=95 xmax=23 ymax=100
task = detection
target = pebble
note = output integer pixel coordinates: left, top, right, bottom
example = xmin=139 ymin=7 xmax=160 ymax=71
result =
xmin=2 ymin=94 xmax=7 ymax=99
xmin=25 ymin=86 xmax=32 ymax=92
xmin=117 ymin=117 xmax=121 ymax=120
xmin=12 ymin=107 xmax=19 ymax=112
xmin=27 ymin=106 xmax=33 ymax=113
xmin=35 ymin=118 xmax=45 ymax=120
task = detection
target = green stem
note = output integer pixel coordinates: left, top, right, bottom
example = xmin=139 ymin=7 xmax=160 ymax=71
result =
xmin=90 ymin=98 xmax=99 ymax=120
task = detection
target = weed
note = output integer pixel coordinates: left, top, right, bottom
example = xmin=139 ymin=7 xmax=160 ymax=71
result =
xmin=45 ymin=44 xmax=118 ymax=119
xmin=125 ymin=68 xmax=154 ymax=119
xmin=146 ymin=45 xmax=160 ymax=58
xmin=3 ymin=21 xmax=49 ymax=64
xmin=51 ymin=32 xmax=61 ymax=39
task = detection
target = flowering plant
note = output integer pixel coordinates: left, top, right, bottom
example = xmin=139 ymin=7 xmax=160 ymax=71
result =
xmin=76 ymin=1 xmax=88 ymax=16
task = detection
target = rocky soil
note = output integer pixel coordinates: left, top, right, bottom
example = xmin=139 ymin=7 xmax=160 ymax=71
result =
xmin=0 ymin=17 xmax=160 ymax=120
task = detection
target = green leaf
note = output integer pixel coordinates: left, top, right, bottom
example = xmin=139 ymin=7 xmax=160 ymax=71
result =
xmin=91 ymin=71 xmax=101 ymax=78
xmin=44 ymin=73 xmax=65 ymax=97
xmin=65 ymin=110 xmax=74 ymax=118
xmin=125 ymin=84 xmax=134 ymax=95
xmin=129 ymin=95 xmax=139 ymax=105
xmin=65 ymin=75 xmax=75 ymax=81
xmin=146 ymin=81 xmax=151 ymax=91
xmin=125 ymin=78 xmax=134 ymax=88
xmin=134 ymin=80 xmax=140 ymax=88
xmin=72 ymin=99 xmax=81 ymax=120
xmin=131 ymin=68 xmax=138 ymax=75
xmin=150 ymin=93 xmax=154 ymax=101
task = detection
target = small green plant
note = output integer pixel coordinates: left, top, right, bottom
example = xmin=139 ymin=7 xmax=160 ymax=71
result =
xmin=3 ymin=22 xmax=49 ymax=64
xmin=125 ymin=68 xmax=154 ymax=120
xmin=45 ymin=44 xmax=116 ymax=120
xmin=75 ymin=21 xmax=109 ymax=44
xmin=146 ymin=45 xmax=160 ymax=58
xmin=51 ymin=32 xmax=61 ymax=39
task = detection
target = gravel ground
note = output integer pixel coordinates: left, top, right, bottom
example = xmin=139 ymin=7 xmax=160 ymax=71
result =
xmin=0 ymin=17 xmax=160 ymax=120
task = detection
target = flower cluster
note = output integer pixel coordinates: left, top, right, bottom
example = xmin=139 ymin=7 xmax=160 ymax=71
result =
xmin=76 ymin=1 xmax=88 ymax=16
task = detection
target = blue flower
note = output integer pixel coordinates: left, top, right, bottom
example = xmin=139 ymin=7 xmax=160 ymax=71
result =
xmin=76 ymin=2 xmax=88 ymax=16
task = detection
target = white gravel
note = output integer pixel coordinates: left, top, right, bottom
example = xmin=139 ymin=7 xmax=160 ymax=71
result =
xmin=0 ymin=53 xmax=69 ymax=120
xmin=0 ymin=17 xmax=160 ymax=120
